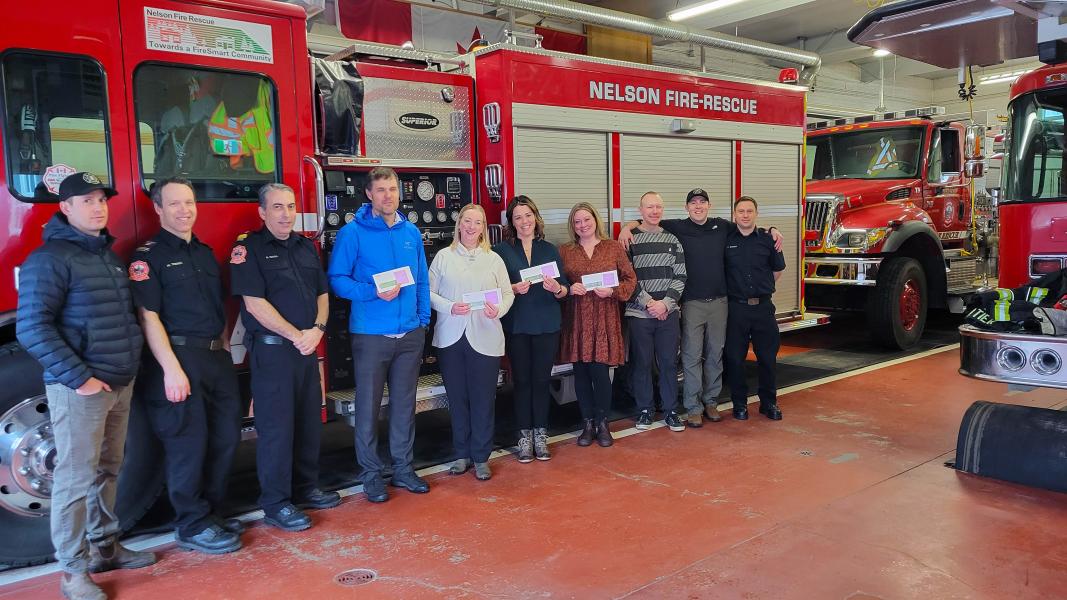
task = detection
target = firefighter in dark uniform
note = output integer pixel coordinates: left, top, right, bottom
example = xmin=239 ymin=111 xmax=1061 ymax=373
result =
xmin=131 ymin=177 xmax=244 ymax=554
xmin=723 ymin=196 xmax=786 ymax=421
xmin=229 ymin=182 xmax=340 ymax=532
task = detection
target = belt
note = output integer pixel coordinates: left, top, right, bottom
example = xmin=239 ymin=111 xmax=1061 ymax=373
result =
xmin=734 ymin=295 xmax=771 ymax=305
xmin=255 ymin=334 xmax=289 ymax=345
xmin=688 ymin=295 xmax=725 ymax=303
xmin=170 ymin=335 xmax=224 ymax=351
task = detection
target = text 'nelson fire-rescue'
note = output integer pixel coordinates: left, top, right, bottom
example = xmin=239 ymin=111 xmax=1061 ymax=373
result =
xmin=589 ymin=81 xmax=757 ymax=114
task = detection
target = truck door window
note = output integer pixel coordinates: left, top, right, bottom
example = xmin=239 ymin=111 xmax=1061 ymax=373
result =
xmin=133 ymin=64 xmax=279 ymax=201
xmin=938 ymin=128 xmax=961 ymax=178
xmin=1006 ymin=88 xmax=1066 ymax=202
xmin=927 ymin=129 xmax=943 ymax=183
xmin=1 ymin=52 xmax=111 ymax=201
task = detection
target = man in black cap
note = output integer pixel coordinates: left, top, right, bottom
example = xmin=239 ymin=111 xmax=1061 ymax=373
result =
xmin=230 ymin=183 xmax=340 ymax=533
xmin=130 ymin=177 xmax=243 ymax=554
xmin=724 ymin=197 xmax=786 ymax=420
xmin=619 ymin=188 xmax=782 ymax=428
xmin=17 ymin=172 xmax=156 ymax=600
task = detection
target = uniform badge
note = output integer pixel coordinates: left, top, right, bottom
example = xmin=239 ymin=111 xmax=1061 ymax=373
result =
xmin=230 ymin=245 xmax=247 ymax=265
xmin=128 ymin=261 xmax=150 ymax=281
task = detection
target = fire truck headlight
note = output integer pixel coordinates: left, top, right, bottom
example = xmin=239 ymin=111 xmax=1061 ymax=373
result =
xmin=829 ymin=227 xmax=889 ymax=252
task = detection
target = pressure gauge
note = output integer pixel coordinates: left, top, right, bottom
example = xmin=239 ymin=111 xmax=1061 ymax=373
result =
xmin=416 ymin=180 xmax=435 ymax=202
xmin=344 ymin=212 xmax=355 ymax=224
xmin=450 ymin=210 xmax=460 ymax=222
xmin=437 ymin=211 xmax=448 ymax=223
xmin=407 ymin=211 xmax=419 ymax=224
xmin=422 ymin=210 xmax=434 ymax=223
xmin=326 ymin=213 xmax=340 ymax=226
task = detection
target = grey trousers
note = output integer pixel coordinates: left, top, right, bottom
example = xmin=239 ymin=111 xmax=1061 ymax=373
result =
xmin=46 ymin=381 xmax=134 ymax=573
xmin=680 ymin=297 xmax=728 ymax=415
xmin=351 ymin=328 xmax=425 ymax=481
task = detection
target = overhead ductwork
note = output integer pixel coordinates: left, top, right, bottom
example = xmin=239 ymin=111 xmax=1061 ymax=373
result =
xmin=465 ymin=0 xmax=821 ymax=84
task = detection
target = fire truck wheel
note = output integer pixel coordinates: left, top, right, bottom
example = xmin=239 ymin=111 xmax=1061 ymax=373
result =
xmin=867 ymin=257 xmax=928 ymax=350
xmin=0 ymin=343 xmax=54 ymax=567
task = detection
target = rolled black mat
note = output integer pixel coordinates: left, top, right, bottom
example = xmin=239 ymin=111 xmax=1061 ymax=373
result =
xmin=955 ymin=401 xmax=1067 ymax=493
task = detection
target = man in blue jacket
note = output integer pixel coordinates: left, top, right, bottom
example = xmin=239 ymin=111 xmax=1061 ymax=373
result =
xmin=17 ymin=172 xmax=156 ymax=600
xmin=328 ymin=167 xmax=431 ymax=502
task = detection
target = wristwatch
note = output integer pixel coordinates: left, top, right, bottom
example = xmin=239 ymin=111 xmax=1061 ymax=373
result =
xmin=314 ymin=322 xmax=327 ymax=332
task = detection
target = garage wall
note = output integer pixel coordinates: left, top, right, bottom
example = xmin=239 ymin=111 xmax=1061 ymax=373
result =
xmin=740 ymin=142 xmax=801 ymax=316
xmin=513 ymin=127 xmax=610 ymax=245
xmin=620 ymin=135 xmax=733 ymax=222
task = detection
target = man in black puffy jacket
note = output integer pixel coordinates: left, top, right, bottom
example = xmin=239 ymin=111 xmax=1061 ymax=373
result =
xmin=16 ymin=172 xmax=155 ymax=600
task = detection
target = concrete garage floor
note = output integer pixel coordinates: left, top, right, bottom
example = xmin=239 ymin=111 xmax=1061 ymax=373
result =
xmin=3 ymin=347 xmax=1066 ymax=599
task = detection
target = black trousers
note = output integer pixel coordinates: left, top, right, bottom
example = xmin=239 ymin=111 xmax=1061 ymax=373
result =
xmin=508 ymin=331 xmax=560 ymax=430
xmin=438 ymin=335 xmax=501 ymax=463
xmin=573 ymin=361 xmax=612 ymax=421
xmin=724 ymin=300 xmax=781 ymax=407
xmin=628 ymin=312 xmax=681 ymax=414
xmin=249 ymin=341 xmax=322 ymax=513
xmin=350 ymin=328 xmax=425 ymax=481
xmin=141 ymin=346 xmax=241 ymax=537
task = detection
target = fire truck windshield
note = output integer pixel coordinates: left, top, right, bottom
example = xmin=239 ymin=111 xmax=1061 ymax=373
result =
xmin=807 ymin=126 xmax=924 ymax=181
xmin=1004 ymin=88 xmax=1067 ymax=203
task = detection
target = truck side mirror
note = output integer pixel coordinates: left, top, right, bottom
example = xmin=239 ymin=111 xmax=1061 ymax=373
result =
xmin=965 ymin=159 xmax=985 ymax=177
xmin=965 ymin=124 xmax=985 ymax=160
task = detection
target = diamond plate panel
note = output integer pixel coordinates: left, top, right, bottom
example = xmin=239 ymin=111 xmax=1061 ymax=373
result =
xmin=361 ymin=77 xmax=472 ymax=162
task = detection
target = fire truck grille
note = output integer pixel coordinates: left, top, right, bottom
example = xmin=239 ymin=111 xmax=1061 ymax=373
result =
xmin=805 ymin=197 xmax=833 ymax=232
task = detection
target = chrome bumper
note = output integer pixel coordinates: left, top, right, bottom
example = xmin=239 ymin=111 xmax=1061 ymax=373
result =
xmin=804 ymin=256 xmax=882 ymax=286
xmin=958 ymin=325 xmax=1067 ymax=390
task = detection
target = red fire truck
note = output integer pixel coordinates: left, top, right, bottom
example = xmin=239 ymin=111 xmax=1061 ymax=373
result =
xmin=848 ymin=0 xmax=1067 ymax=388
xmin=0 ymin=0 xmax=818 ymax=568
xmin=802 ymin=110 xmax=988 ymax=350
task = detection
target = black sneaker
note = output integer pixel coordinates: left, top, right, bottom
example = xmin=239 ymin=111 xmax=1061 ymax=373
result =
xmin=664 ymin=412 xmax=686 ymax=432
xmin=363 ymin=475 xmax=389 ymax=503
xmin=176 ymin=524 xmax=241 ymax=554
xmin=263 ymin=504 xmax=311 ymax=532
xmin=214 ymin=516 xmax=245 ymax=535
xmin=295 ymin=489 xmax=342 ymax=510
xmin=390 ymin=471 xmax=430 ymax=494
xmin=635 ymin=410 xmax=654 ymax=430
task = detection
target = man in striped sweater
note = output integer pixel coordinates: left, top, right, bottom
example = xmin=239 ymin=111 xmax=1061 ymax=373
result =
xmin=627 ymin=191 xmax=687 ymax=432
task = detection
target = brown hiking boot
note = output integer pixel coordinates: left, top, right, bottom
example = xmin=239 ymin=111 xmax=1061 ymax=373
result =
xmin=60 ymin=571 xmax=106 ymax=600
xmin=704 ymin=405 xmax=723 ymax=422
xmin=686 ymin=412 xmax=703 ymax=428
xmin=88 ymin=540 xmax=157 ymax=573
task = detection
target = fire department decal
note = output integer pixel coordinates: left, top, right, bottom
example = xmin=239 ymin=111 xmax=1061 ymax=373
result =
xmin=129 ymin=261 xmax=150 ymax=282
xmin=144 ymin=7 xmax=274 ymax=64
xmin=42 ymin=164 xmax=77 ymax=195
xmin=230 ymin=246 xmax=247 ymax=265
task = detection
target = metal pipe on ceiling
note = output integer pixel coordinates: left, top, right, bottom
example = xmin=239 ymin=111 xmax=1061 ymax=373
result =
xmin=465 ymin=0 xmax=822 ymax=83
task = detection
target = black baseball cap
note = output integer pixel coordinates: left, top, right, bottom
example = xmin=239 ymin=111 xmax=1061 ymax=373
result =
xmin=58 ymin=172 xmax=117 ymax=200
xmin=686 ymin=188 xmax=709 ymax=203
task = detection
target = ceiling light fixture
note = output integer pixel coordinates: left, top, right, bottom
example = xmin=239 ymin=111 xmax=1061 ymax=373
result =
xmin=873 ymin=49 xmax=891 ymax=57
xmin=978 ymin=69 xmax=1032 ymax=85
xmin=668 ymin=0 xmax=749 ymax=22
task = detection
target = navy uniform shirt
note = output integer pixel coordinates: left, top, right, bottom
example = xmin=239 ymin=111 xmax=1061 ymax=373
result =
xmin=724 ymin=228 xmax=786 ymax=301
xmin=129 ymin=229 xmax=225 ymax=338
xmin=229 ymin=227 xmax=327 ymax=337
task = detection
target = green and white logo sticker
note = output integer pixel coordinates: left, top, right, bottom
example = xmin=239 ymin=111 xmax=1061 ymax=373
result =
xmin=144 ymin=7 xmax=274 ymax=64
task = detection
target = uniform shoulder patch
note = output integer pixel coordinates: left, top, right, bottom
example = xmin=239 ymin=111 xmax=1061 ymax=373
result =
xmin=129 ymin=260 xmax=150 ymax=282
xmin=230 ymin=245 xmax=247 ymax=265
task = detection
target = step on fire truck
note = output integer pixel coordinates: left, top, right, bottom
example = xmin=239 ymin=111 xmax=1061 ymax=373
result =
xmin=802 ymin=107 xmax=993 ymax=350
xmin=0 ymin=0 xmax=820 ymax=568
xmin=849 ymin=0 xmax=1067 ymax=388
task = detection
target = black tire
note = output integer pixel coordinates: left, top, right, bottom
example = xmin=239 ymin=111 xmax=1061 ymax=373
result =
xmin=867 ymin=257 xmax=928 ymax=350
xmin=0 ymin=344 xmax=165 ymax=570
xmin=0 ymin=343 xmax=53 ymax=568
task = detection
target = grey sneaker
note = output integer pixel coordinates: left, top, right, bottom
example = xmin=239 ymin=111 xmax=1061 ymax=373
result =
xmin=449 ymin=458 xmax=471 ymax=475
xmin=517 ymin=429 xmax=534 ymax=463
xmin=664 ymin=412 xmax=686 ymax=432
xmin=60 ymin=572 xmax=105 ymax=600
xmin=473 ymin=462 xmax=492 ymax=481
xmin=635 ymin=410 xmax=654 ymax=430
xmin=533 ymin=427 xmax=551 ymax=461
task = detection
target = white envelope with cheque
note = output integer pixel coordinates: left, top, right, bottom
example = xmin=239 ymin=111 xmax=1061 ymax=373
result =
xmin=581 ymin=270 xmax=619 ymax=290
xmin=519 ymin=261 xmax=561 ymax=284
xmin=462 ymin=288 xmax=502 ymax=311
xmin=372 ymin=266 xmax=415 ymax=293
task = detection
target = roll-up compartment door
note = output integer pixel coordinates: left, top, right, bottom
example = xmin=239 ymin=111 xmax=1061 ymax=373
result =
xmin=741 ymin=142 xmax=801 ymax=317
xmin=620 ymin=136 xmax=733 ymax=223
xmin=513 ymin=128 xmax=609 ymax=245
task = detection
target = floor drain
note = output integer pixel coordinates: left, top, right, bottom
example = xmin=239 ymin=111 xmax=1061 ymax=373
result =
xmin=335 ymin=568 xmax=378 ymax=587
